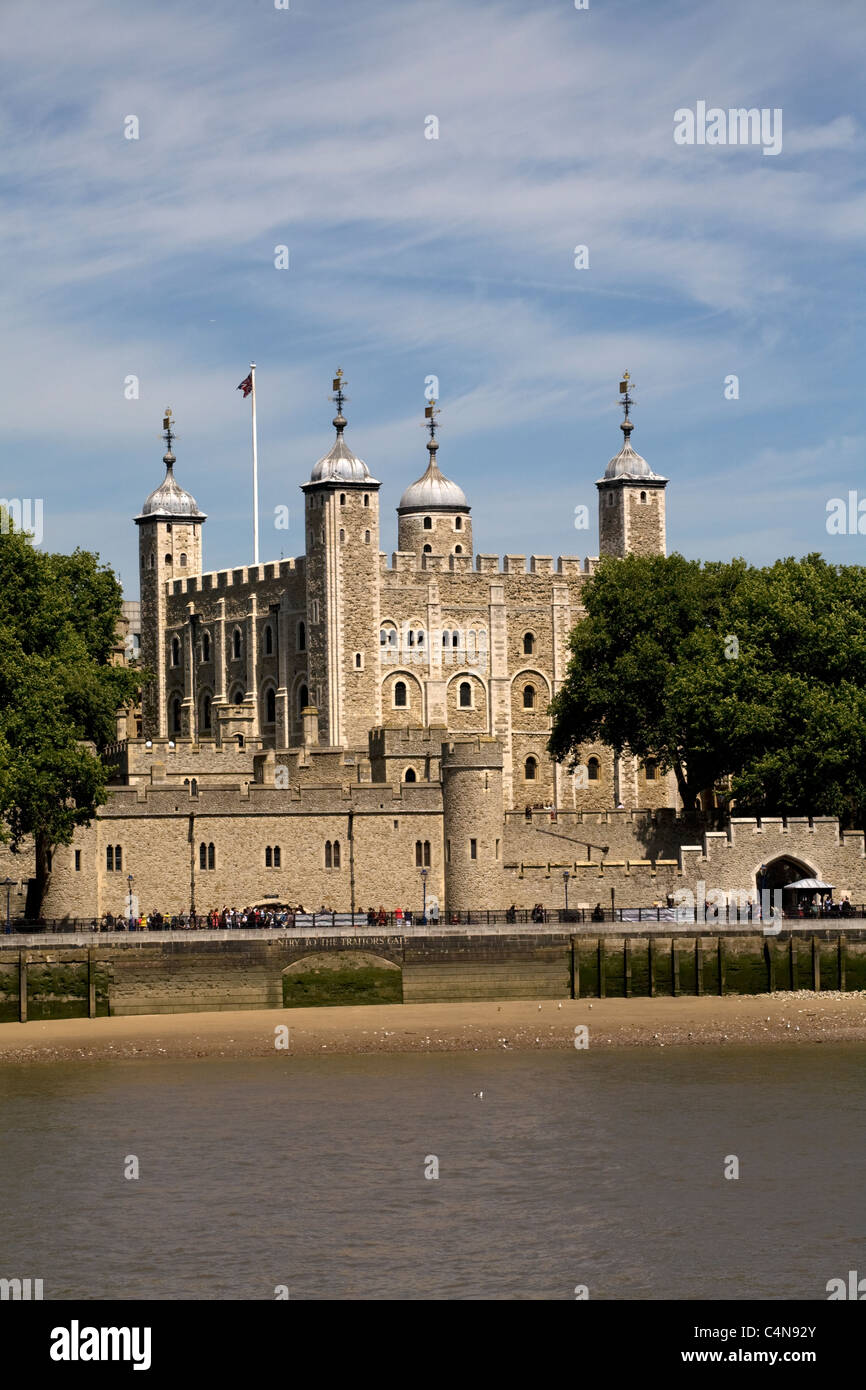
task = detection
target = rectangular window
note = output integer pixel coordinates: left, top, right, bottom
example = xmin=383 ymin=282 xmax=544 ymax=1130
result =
xmin=75 ymin=850 xmax=81 ymax=871
xmin=495 ymin=839 xmax=500 ymax=860
xmin=446 ymin=839 xmax=451 ymax=864
xmin=470 ymin=838 xmax=477 ymax=860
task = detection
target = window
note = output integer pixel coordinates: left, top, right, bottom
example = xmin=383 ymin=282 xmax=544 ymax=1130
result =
xmin=415 ymin=840 xmax=431 ymax=867
xmin=364 ymin=494 xmax=369 ymax=507
xmin=354 ymin=652 xmax=363 ymax=669
xmin=455 ymin=516 xmax=462 ymax=530
xmin=266 ymin=845 xmax=281 ymax=868
xmin=340 ymin=493 xmax=346 ymax=506
xmin=495 ymin=838 xmax=500 ymax=859
xmin=171 ymin=636 xmax=180 ymax=666
xmin=424 ymin=839 xmax=431 ymax=866
xmin=148 ymin=554 xmax=154 ymax=569
xmin=470 ymin=838 xmax=477 ymax=860
xmin=333 ymin=840 xmax=341 ymax=868
xmin=299 ymin=684 xmax=309 ymax=712
xmin=523 ymin=632 xmax=535 ymax=655
xmin=180 ymin=552 xmax=187 ymax=566
xmin=266 ymin=687 xmax=276 ymax=723
xmin=75 ymin=849 xmax=81 ymax=871
xmin=199 ymin=843 xmax=215 ymax=870
xmin=201 ymin=631 xmax=211 ymax=662
xmin=106 ymin=845 xmax=114 ymax=872
xmin=423 ymin=544 xmax=432 ymax=554
xmin=311 ymin=600 xmax=320 ymax=624
xmin=640 ymin=491 xmax=647 ymax=503
xmin=587 ymin=757 xmax=600 ymax=782
xmin=325 ymin=841 xmax=332 ymax=868
xmin=404 ymin=768 xmax=416 ymax=782
xmin=394 ymin=680 xmax=407 ymax=708
xmin=645 ymin=759 xmax=657 ymax=780
xmin=190 ymin=778 xmax=198 ymax=797
xmin=264 ymin=624 xmax=273 ymax=655
xmin=237 ymin=734 xmax=245 ymax=749
xmin=230 ymin=686 xmax=244 ymax=705
xmin=454 ymin=545 xmax=462 ymax=555
xmin=525 ymin=756 xmax=538 ymax=780
xmin=232 ymin=629 xmax=242 ymax=659
xmin=423 ymin=516 xmax=432 ymax=530
xmin=171 ymin=697 xmax=181 ymax=734
xmin=365 ymin=529 xmax=371 ymax=543
xmin=274 ymin=846 xmax=281 ymax=868
xmin=446 ymin=839 xmax=451 ymax=863
xmin=459 ymin=681 xmax=472 ymax=708
xmin=202 ymin=695 xmax=212 ymax=730
xmin=523 ymin=684 xmax=536 ymax=709
xmin=324 ymin=839 xmax=341 ymax=870
xmin=339 ymin=528 xmax=345 ymax=542
xmin=298 ymin=621 xmax=306 ymax=651
xmin=165 ymin=553 xmax=172 ymax=565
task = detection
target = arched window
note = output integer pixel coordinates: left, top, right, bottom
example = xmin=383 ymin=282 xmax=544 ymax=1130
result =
xmin=180 ymin=552 xmax=187 ymax=566
xmin=415 ymin=840 xmax=423 ymax=867
xmin=423 ymin=544 xmax=432 ymax=554
xmin=201 ymin=631 xmax=210 ymax=662
xmin=644 ymin=758 xmax=657 ymax=780
xmin=298 ymin=621 xmax=306 ymax=651
xmin=339 ymin=528 xmax=345 ymax=542
xmin=106 ymin=845 xmax=114 ymax=871
xmin=299 ymin=684 xmax=309 ymax=712
xmin=171 ymin=697 xmax=181 ymax=733
xmin=424 ymin=840 xmax=431 ymax=866
xmin=340 ymin=493 xmax=346 ymax=506
xmin=202 ymin=695 xmax=212 ymax=730
xmin=325 ymin=840 xmax=332 ymax=868
xmin=525 ymin=756 xmax=538 ymax=780
xmin=264 ymin=624 xmax=273 ymax=655
xmin=523 ymin=684 xmax=536 ymax=709
xmin=523 ymin=632 xmax=535 ymax=655
xmin=640 ymin=490 xmax=647 ymax=503
xmin=423 ymin=516 xmax=432 ymax=530
xmin=459 ymin=681 xmax=472 ymax=708
xmin=208 ymin=843 xmax=215 ymax=870
xmin=165 ymin=553 xmax=172 ymax=565
xmin=265 ymin=846 xmax=272 ymax=867
xmin=404 ymin=767 xmax=416 ymax=782
xmin=190 ymin=778 xmax=198 ymax=797
xmin=365 ymin=530 xmax=371 ymax=543
xmin=230 ymin=686 xmax=244 ymax=705
xmin=455 ymin=516 xmax=462 ymax=530
xmin=266 ymin=687 xmax=276 ymax=723
xmin=199 ymin=842 xmax=207 ymax=870
xmin=587 ymin=757 xmax=600 ymax=782
xmin=394 ymin=680 xmax=407 ymax=708
xmin=467 ymin=631 xmax=477 ymax=658
xmin=273 ymin=846 xmax=281 ymax=868
xmin=171 ymin=636 xmax=180 ymax=666
xmin=232 ymin=628 xmax=242 ymax=659
xmin=237 ymin=734 xmax=245 ymax=749
xmin=364 ymin=494 xmax=369 ymax=507
xmin=454 ymin=545 xmax=462 ymax=555
xmin=333 ymin=840 xmax=341 ymax=868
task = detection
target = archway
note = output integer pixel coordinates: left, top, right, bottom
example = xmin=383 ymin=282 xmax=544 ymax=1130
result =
xmin=281 ymin=951 xmax=402 ymax=1007
xmin=757 ymin=855 xmax=819 ymax=913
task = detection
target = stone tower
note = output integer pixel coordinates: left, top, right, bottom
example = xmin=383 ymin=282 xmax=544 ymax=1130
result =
xmin=597 ymin=374 xmax=667 ymax=558
xmin=397 ymin=400 xmax=473 ymax=561
xmin=441 ymin=736 xmax=504 ymax=912
xmin=136 ymin=411 xmax=206 ymax=738
xmin=300 ymin=372 xmax=382 ymax=748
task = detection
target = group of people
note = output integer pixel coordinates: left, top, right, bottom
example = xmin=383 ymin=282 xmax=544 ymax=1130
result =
xmin=94 ymin=902 xmax=442 ymax=931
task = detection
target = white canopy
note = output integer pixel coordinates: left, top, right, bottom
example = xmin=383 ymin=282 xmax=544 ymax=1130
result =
xmin=785 ymin=878 xmax=834 ymax=891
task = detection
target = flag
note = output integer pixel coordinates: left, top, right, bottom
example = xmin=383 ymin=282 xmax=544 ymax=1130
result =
xmin=237 ymin=373 xmax=253 ymax=398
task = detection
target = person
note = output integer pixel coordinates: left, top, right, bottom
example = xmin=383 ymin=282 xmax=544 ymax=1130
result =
xmin=376 ymin=905 xmax=386 ymax=926
xmin=505 ymin=903 xmax=516 ymax=923
xmin=395 ymin=906 xmax=404 ymax=923
xmin=591 ymin=902 xmax=604 ymax=922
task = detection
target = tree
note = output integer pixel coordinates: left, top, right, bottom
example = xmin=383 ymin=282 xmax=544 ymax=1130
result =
xmin=548 ymin=551 xmax=866 ymax=826
xmin=0 ymin=518 xmax=140 ymax=917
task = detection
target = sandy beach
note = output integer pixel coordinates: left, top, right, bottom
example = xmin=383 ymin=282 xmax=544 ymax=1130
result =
xmin=0 ymin=993 xmax=864 ymax=1063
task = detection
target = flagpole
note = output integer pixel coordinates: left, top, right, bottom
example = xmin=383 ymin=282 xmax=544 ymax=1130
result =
xmin=250 ymin=361 xmax=259 ymax=566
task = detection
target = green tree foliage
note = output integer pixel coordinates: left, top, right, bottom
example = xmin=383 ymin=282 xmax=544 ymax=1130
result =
xmin=548 ymin=552 xmax=866 ymax=824
xmin=0 ymin=518 xmax=140 ymax=916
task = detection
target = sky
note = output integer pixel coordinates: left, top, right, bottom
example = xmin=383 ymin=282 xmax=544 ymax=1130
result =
xmin=1 ymin=0 xmax=863 ymax=598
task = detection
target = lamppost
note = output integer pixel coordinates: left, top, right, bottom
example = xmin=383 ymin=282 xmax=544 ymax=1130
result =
xmin=127 ymin=873 xmax=134 ymax=931
xmin=1 ymin=877 xmax=14 ymax=934
xmin=420 ymin=867 xmax=428 ymax=924
xmin=563 ymin=869 xmax=570 ymax=919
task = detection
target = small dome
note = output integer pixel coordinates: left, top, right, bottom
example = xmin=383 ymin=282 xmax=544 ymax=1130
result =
xmin=310 ymin=427 xmax=372 ymax=484
xmin=601 ymin=420 xmax=664 ymax=482
xmin=136 ymin=455 xmax=206 ymax=521
xmin=399 ymin=444 xmax=469 ymax=512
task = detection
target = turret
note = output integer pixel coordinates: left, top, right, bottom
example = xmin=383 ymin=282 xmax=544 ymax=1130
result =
xmin=596 ymin=373 xmax=667 ymax=558
xmin=397 ymin=399 xmax=473 ymax=561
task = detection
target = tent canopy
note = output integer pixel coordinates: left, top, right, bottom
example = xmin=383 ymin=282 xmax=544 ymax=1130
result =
xmin=785 ymin=878 xmax=834 ymax=891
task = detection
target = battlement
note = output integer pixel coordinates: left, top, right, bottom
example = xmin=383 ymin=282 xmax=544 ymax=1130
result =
xmin=167 ymin=556 xmax=303 ymax=597
xmin=369 ymin=725 xmax=449 ymax=757
xmin=441 ymin=734 xmax=503 ymax=771
xmin=382 ymin=553 xmax=596 ymax=578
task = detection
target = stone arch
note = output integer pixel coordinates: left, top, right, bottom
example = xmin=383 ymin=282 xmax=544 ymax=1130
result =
xmin=445 ymin=670 xmax=487 ymax=725
xmin=281 ymin=950 xmax=403 ymax=1007
xmin=757 ymin=853 xmax=821 ymax=910
xmin=382 ymin=670 xmax=423 ymax=722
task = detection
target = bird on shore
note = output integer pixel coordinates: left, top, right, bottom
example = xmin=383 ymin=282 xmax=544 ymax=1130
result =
xmin=474 ymin=1090 xmax=484 ymax=1100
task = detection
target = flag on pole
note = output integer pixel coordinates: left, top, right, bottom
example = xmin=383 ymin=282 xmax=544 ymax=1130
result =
xmin=237 ymin=372 xmax=253 ymax=398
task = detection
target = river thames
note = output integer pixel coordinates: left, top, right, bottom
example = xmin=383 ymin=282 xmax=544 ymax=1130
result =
xmin=1 ymin=1043 xmax=862 ymax=1300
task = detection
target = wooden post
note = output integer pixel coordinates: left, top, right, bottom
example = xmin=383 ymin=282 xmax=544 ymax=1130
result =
xmin=597 ymin=937 xmax=606 ymax=998
xmin=648 ymin=936 xmax=655 ymax=998
xmin=624 ymin=937 xmax=631 ymax=998
xmin=671 ymin=939 xmax=679 ymax=997
xmin=811 ymin=935 xmax=820 ymax=992
xmin=838 ymin=933 xmax=846 ymax=991
xmin=695 ymin=938 xmax=703 ymax=996
xmin=717 ymin=936 xmax=725 ymax=996
xmin=18 ymin=951 xmax=27 ymax=1023
xmin=765 ymin=939 xmax=775 ymax=993
xmin=572 ymin=938 xmax=579 ymax=999
xmin=88 ymin=948 xmax=96 ymax=1019
xmin=789 ymin=935 xmax=796 ymax=991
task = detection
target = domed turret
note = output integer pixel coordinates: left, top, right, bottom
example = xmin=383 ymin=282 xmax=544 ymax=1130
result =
xmin=397 ymin=401 xmax=472 ymax=561
xmin=308 ymin=370 xmax=377 ymax=485
xmin=596 ymin=374 xmax=667 ymax=559
xmin=136 ymin=410 xmax=206 ymax=521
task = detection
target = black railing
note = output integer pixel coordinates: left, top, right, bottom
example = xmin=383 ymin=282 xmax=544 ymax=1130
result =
xmin=2 ymin=904 xmax=863 ymax=935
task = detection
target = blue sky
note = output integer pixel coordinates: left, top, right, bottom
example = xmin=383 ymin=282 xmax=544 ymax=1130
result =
xmin=1 ymin=0 xmax=863 ymax=597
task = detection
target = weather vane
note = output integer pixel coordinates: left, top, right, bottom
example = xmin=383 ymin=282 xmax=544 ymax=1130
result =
xmin=618 ymin=372 xmax=635 ymax=421
xmin=162 ymin=408 xmax=176 ymax=453
xmin=330 ymin=369 xmax=348 ymax=417
xmin=423 ymin=398 xmax=440 ymax=441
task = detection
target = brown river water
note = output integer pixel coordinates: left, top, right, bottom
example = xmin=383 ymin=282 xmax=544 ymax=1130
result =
xmin=1 ymin=1044 xmax=863 ymax=1300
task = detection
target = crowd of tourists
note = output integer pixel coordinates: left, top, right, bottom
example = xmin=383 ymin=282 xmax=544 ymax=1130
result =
xmin=94 ymin=900 xmax=442 ymax=931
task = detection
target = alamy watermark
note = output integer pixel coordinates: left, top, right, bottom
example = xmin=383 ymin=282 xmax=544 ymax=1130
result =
xmin=674 ymin=102 xmax=782 ymax=156
xmin=1 ymin=499 xmax=43 ymax=545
